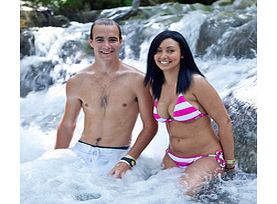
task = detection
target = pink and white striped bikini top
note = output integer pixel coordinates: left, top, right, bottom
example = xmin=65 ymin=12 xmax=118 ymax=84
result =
xmin=153 ymin=94 xmax=206 ymax=123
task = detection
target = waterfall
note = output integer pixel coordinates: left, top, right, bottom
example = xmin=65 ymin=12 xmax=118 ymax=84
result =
xmin=20 ymin=2 xmax=257 ymax=203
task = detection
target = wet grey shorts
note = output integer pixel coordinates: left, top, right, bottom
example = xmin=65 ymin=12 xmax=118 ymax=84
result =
xmin=71 ymin=141 xmax=129 ymax=175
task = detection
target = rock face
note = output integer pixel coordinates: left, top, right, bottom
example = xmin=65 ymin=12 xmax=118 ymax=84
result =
xmin=225 ymin=97 xmax=257 ymax=173
xmin=20 ymin=9 xmax=70 ymax=29
xmin=224 ymin=77 xmax=257 ymax=173
xmin=196 ymin=11 xmax=257 ymax=59
xmin=20 ymin=30 xmax=35 ymax=58
xmin=20 ymin=59 xmax=55 ymax=97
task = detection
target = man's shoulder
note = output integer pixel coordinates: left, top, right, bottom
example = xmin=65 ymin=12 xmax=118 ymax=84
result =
xmin=65 ymin=67 xmax=94 ymax=88
xmin=121 ymin=63 xmax=145 ymax=78
xmin=70 ymin=66 xmax=94 ymax=80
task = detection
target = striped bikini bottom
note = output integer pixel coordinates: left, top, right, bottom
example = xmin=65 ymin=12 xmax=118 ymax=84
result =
xmin=166 ymin=149 xmax=226 ymax=169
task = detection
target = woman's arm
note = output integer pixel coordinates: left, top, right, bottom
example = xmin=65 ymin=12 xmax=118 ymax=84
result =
xmin=192 ymin=75 xmax=235 ymax=162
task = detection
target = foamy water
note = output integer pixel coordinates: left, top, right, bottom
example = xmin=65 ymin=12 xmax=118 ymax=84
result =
xmin=20 ymin=4 xmax=257 ymax=202
xmin=20 ymin=57 xmax=256 ymax=204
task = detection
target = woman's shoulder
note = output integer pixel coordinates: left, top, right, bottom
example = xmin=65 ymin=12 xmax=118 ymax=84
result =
xmin=191 ymin=74 xmax=206 ymax=84
xmin=191 ymin=74 xmax=216 ymax=94
xmin=191 ymin=74 xmax=211 ymax=90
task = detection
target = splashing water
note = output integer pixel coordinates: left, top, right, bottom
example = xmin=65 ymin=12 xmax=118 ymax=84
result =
xmin=20 ymin=2 xmax=257 ymax=203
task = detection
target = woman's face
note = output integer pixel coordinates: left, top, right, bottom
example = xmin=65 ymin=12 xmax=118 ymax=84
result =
xmin=154 ymin=38 xmax=181 ymax=72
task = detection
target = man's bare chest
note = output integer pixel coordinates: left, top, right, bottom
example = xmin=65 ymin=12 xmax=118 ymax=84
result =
xmin=78 ymin=78 xmax=136 ymax=111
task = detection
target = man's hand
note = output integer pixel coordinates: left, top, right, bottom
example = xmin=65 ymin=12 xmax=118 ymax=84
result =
xmin=109 ymin=162 xmax=131 ymax=178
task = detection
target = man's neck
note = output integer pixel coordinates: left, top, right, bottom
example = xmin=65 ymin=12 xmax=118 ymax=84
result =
xmin=93 ymin=59 xmax=121 ymax=73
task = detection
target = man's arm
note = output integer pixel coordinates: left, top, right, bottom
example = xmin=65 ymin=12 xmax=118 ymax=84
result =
xmin=54 ymin=79 xmax=82 ymax=149
xmin=110 ymin=76 xmax=158 ymax=178
xmin=125 ymin=83 xmax=158 ymax=159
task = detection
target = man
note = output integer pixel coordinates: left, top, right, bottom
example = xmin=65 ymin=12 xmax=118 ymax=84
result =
xmin=54 ymin=18 xmax=157 ymax=178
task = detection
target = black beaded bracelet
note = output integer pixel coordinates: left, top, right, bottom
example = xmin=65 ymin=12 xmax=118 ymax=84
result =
xmin=225 ymin=165 xmax=235 ymax=170
xmin=120 ymin=156 xmax=136 ymax=167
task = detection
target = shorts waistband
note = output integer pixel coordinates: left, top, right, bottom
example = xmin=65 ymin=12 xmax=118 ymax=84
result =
xmin=78 ymin=140 xmax=129 ymax=150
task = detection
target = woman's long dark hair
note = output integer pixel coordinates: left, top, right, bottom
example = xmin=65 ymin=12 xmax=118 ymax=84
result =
xmin=144 ymin=30 xmax=204 ymax=100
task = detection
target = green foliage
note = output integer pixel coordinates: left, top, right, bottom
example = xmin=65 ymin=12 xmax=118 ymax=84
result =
xmin=25 ymin=0 xmax=217 ymax=14
xmin=27 ymin=0 xmax=84 ymax=11
xmin=123 ymin=0 xmax=133 ymax=6
xmin=28 ymin=0 xmax=64 ymax=8
xmin=89 ymin=0 xmax=130 ymax=10
xmin=63 ymin=0 xmax=84 ymax=9
xmin=27 ymin=0 xmax=139 ymax=11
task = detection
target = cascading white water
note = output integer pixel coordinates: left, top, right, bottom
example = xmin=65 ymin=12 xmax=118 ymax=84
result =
xmin=20 ymin=2 xmax=257 ymax=203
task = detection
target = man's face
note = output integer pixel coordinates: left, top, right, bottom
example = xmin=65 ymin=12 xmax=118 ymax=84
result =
xmin=89 ymin=24 xmax=122 ymax=60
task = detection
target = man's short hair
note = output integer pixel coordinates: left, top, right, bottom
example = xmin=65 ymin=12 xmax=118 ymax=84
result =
xmin=90 ymin=18 xmax=122 ymax=40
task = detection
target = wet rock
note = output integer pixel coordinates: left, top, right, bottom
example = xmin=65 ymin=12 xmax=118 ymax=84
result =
xmin=20 ymin=30 xmax=35 ymax=58
xmin=20 ymin=59 xmax=55 ymax=97
xmin=196 ymin=9 xmax=256 ymax=59
xmin=224 ymin=82 xmax=257 ymax=173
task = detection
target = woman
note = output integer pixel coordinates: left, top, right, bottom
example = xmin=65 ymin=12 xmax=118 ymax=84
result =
xmin=144 ymin=30 xmax=235 ymax=196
